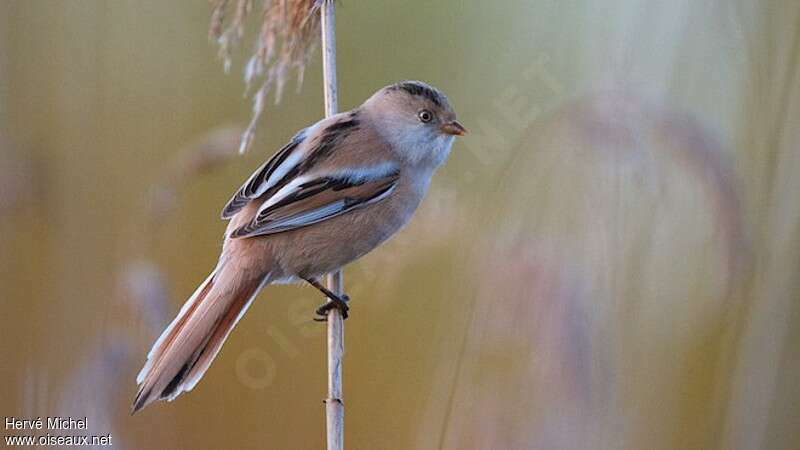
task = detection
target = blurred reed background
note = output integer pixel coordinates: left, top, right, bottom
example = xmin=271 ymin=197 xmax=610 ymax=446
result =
xmin=1 ymin=1 xmax=798 ymax=449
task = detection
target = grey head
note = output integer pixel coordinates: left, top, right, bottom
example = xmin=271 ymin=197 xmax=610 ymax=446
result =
xmin=361 ymin=81 xmax=467 ymax=167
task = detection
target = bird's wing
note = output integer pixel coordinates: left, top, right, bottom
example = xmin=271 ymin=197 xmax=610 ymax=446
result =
xmin=229 ymin=166 xmax=400 ymax=238
xmin=220 ymin=110 xmax=370 ymax=219
xmin=220 ymin=127 xmax=311 ymax=219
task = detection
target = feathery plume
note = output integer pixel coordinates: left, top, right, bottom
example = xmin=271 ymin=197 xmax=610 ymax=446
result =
xmin=209 ymin=0 xmax=323 ymax=154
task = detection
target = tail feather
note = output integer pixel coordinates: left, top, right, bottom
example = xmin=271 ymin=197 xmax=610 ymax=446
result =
xmin=135 ymin=271 xmax=216 ymax=385
xmin=133 ymin=266 xmax=267 ymax=413
xmin=177 ymin=275 xmax=271 ymax=395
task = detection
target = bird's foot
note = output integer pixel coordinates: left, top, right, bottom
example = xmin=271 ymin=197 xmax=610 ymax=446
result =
xmin=313 ymin=294 xmax=350 ymax=322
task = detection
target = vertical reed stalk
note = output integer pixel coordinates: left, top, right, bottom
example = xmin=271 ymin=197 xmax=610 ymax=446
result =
xmin=320 ymin=1 xmax=344 ymax=449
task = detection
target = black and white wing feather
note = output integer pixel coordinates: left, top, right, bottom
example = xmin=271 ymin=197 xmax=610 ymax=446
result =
xmin=229 ymin=168 xmax=400 ymax=238
xmin=221 ymin=112 xmax=400 ymax=238
xmin=221 ymin=128 xmax=309 ymax=219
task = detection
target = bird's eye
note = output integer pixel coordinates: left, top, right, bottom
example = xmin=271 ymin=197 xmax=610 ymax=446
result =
xmin=418 ymin=109 xmax=433 ymax=123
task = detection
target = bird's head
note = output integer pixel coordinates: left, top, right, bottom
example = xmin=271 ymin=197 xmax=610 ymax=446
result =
xmin=363 ymin=81 xmax=466 ymax=167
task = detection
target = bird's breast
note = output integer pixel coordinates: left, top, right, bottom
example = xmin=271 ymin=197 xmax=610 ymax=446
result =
xmin=266 ymin=172 xmax=429 ymax=278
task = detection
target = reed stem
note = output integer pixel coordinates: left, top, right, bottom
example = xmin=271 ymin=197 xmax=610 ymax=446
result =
xmin=320 ymin=1 xmax=343 ymax=449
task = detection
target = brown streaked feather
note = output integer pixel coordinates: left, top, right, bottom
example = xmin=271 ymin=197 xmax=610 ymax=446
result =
xmin=230 ymin=171 xmax=400 ymax=238
xmin=163 ymin=274 xmax=266 ymax=398
xmin=135 ymin=271 xmax=216 ymax=386
xmin=221 ymin=128 xmax=308 ymax=219
xmin=221 ymin=111 xmax=363 ymax=220
xmin=222 ymin=109 xmax=401 ymax=239
xmin=132 ymin=263 xmax=267 ymax=413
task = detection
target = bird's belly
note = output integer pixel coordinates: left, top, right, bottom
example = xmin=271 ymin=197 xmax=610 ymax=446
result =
xmin=270 ymin=187 xmax=422 ymax=279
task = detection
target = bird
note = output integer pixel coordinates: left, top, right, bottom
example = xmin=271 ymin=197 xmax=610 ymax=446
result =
xmin=132 ymin=80 xmax=466 ymax=413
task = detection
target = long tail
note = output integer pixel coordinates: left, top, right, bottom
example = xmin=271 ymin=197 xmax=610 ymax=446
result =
xmin=132 ymin=263 xmax=268 ymax=413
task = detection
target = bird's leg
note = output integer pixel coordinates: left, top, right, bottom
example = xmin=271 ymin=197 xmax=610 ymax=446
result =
xmin=303 ymin=277 xmax=350 ymax=321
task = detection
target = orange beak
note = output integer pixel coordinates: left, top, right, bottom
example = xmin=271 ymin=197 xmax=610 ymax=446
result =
xmin=440 ymin=120 xmax=468 ymax=136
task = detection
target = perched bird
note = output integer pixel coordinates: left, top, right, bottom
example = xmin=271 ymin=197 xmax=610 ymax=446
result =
xmin=133 ymin=81 xmax=466 ymax=412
